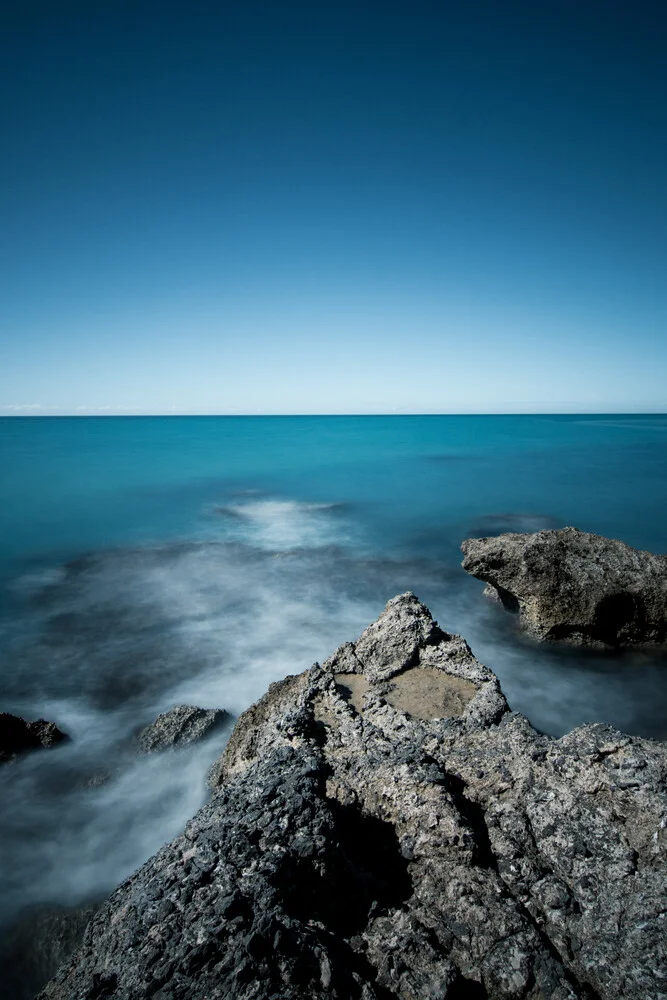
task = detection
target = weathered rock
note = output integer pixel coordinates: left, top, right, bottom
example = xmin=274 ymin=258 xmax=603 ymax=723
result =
xmin=38 ymin=595 xmax=667 ymax=1000
xmin=137 ymin=705 xmax=231 ymax=753
xmin=461 ymin=526 xmax=667 ymax=647
xmin=0 ymin=713 xmax=69 ymax=765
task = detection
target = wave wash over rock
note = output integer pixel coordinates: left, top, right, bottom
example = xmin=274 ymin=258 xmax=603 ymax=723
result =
xmin=39 ymin=595 xmax=667 ymax=1000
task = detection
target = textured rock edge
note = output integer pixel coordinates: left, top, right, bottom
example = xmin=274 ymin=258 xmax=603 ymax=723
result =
xmin=37 ymin=594 xmax=667 ymax=1000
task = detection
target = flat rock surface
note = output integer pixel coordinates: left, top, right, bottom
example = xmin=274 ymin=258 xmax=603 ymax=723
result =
xmin=39 ymin=595 xmax=667 ymax=1000
xmin=0 ymin=713 xmax=69 ymax=765
xmin=461 ymin=526 xmax=667 ymax=647
xmin=137 ymin=705 xmax=231 ymax=753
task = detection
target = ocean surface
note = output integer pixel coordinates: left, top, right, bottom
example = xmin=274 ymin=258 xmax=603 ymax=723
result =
xmin=1 ymin=414 xmax=667 ymax=938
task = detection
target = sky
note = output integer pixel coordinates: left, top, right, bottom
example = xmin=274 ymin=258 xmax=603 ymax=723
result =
xmin=1 ymin=0 xmax=666 ymax=414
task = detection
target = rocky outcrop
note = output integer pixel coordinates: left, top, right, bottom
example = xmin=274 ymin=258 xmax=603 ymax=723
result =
xmin=137 ymin=706 xmax=231 ymax=753
xmin=38 ymin=595 xmax=667 ymax=1000
xmin=0 ymin=713 xmax=69 ymax=765
xmin=461 ymin=526 xmax=667 ymax=647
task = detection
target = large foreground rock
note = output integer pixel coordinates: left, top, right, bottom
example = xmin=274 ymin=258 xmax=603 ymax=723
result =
xmin=137 ymin=705 xmax=231 ymax=753
xmin=39 ymin=595 xmax=667 ymax=1000
xmin=462 ymin=526 xmax=667 ymax=647
xmin=0 ymin=713 xmax=69 ymax=765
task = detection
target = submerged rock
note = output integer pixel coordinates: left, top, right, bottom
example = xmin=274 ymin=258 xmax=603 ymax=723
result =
xmin=137 ymin=705 xmax=231 ymax=752
xmin=0 ymin=903 xmax=100 ymax=1000
xmin=38 ymin=595 xmax=667 ymax=1000
xmin=0 ymin=713 xmax=69 ymax=765
xmin=461 ymin=526 xmax=667 ymax=647
xmin=466 ymin=511 xmax=562 ymax=537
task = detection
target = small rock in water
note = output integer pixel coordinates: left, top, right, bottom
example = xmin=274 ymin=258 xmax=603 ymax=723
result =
xmin=0 ymin=713 xmax=69 ymax=765
xmin=137 ymin=705 xmax=231 ymax=752
xmin=462 ymin=525 xmax=667 ymax=647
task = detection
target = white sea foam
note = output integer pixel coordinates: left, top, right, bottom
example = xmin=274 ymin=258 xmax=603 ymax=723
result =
xmin=213 ymin=498 xmax=350 ymax=550
xmin=8 ymin=566 xmax=68 ymax=595
xmin=0 ymin=500 xmax=383 ymax=928
xmin=2 ymin=493 xmax=667 ymax=938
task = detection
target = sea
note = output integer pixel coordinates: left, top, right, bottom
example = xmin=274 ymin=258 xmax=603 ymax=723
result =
xmin=1 ymin=414 xmax=666 ymax=936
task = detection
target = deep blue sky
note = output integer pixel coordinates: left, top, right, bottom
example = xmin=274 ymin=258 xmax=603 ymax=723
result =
xmin=2 ymin=1 xmax=666 ymax=413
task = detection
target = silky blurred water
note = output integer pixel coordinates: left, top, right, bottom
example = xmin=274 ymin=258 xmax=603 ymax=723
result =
xmin=1 ymin=414 xmax=666 ymax=932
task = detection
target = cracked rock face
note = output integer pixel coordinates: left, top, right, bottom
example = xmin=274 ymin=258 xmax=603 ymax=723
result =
xmin=461 ymin=527 xmax=667 ymax=647
xmin=137 ymin=706 xmax=231 ymax=753
xmin=38 ymin=594 xmax=667 ymax=1000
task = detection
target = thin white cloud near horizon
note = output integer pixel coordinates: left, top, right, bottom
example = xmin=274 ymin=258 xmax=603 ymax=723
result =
xmin=2 ymin=404 xmax=666 ymax=416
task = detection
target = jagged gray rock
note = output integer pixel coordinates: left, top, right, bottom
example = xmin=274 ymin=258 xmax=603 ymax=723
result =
xmin=137 ymin=705 xmax=231 ymax=753
xmin=38 ymin=595 xmax=667 ymax=1000
xmin=0 ymin=713 xmax=69 ymax=765
xmin=461 ymin=526 xmax=667 ymax=647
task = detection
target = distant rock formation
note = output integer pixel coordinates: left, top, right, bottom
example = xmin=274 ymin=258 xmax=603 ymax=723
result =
xmin=0 ymin=713 xmax=69 ymax=765
xmin=462 ymin=526 xmax=667 ymax=647
xmin=137 ymin=705 xmax=231 ymax=753
xmin=38 ymin=595 xmax=667 ymax=1000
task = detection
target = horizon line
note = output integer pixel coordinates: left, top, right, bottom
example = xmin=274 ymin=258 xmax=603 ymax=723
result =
xmin=1 ymin=411 xmax=667 ymax=419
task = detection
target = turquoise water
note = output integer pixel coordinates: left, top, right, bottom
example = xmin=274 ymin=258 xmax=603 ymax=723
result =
xmin=1 ymin=414 xmax=667 ymax=932
xmin=3 ymin=414 xmax=667 ymax=568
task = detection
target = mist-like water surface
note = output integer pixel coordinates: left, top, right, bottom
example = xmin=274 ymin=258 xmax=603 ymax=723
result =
xmin=1 ymin=415 xmax=666 ymax=936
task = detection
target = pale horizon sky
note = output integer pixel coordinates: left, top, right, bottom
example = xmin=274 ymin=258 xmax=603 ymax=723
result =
xmin=2 ymin=1 xmax=666 ymax=416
